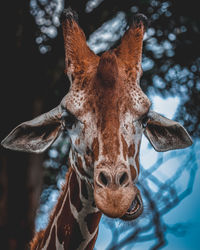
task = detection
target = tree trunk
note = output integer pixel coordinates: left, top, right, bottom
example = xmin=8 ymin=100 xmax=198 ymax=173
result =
xmin=0 ymin=1 xmax=45 ymax=249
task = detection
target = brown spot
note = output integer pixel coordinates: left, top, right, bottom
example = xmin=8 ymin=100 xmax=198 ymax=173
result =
xmin=86 ymin=147 xmax=90 ymax=156
xmin=56 ymin=170 xmax=84 ymax=248
xmin=63 ymin=208 xmax=84 ymax=250
xmin=75 ymin=138 xmax=80 ymax=145
xmin=121 ymin=135 xmax=128 ymax=160
xmin=130 ymin=165 xmax=137 ymax=180
xmin=64 ymin=224 xmax=71 ymax=236
xmin=77 ymin=156 xmax=91 ymax=179
xmin=135 ymin=144 xmax=140 ymax=174
xmin=84 ymin=155 xmax=91 ymax=168
xmin=92 ymin=137 xmax=99 ymax=161
xmin=81 ymin=180 xmax=88 ymax=200
xmin=128 ymin=144 xmax=135 ymax=158
xmin=70 ymin=170 xmax=83 ymax=212
xmin=84 ymin=212 xmax=101 ymax=234
xmin=77 ymin=156 xmax=83 ymax=169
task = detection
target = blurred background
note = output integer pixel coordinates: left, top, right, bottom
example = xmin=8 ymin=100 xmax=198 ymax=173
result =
xmin=0 ymin=0 xmax=200 ymax=249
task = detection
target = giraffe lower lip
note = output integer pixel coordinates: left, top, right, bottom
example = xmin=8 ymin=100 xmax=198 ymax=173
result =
xmin=121 ymin=193 xmax=143 ymax=221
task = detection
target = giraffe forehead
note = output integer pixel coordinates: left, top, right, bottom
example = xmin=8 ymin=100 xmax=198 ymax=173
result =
xmin=65 ymin=85 xmax=149 ymax=117
xmin=64 ymin=75 xmax=150 ymax=149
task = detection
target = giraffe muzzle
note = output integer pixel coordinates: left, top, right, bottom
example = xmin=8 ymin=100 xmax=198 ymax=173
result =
xmin=94 ymin=168 xmax=139 ymax=218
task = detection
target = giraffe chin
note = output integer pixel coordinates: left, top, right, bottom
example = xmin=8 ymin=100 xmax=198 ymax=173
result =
xmin=120 ymin=193 xmax=143 ymax=221
xmin=94 ymin=186 xmax=136 ymax=219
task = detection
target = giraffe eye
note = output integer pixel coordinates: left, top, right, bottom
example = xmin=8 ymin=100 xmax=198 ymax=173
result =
xmin=141 ymin=115 xmax=149 ymax=128
xmin=61 ymin=110 xmax=76 ymax=129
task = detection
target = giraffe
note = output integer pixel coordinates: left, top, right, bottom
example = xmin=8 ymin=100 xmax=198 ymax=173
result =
xmin=1 ymin=8 xmax=192 ymax=250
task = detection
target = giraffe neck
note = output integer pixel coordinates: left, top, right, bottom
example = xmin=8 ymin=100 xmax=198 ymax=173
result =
xmin=30 ymin=167 xmax=102 ymax=250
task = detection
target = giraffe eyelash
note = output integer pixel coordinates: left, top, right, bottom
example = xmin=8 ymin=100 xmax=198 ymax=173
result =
xmin=141 ymin=115 xmax=149 ymax=128
xmin=133 ymin=109 xmax=150 ymax=126
xmin=61 ymin=110 xmax=77 ymax=130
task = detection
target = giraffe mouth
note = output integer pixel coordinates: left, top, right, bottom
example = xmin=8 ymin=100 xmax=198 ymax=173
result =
xmin=121 ymin=193 xmax=143 ymax=221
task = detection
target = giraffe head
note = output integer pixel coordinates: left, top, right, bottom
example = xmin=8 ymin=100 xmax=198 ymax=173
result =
xmin=1 ymin=9 xmax=192 ymax=220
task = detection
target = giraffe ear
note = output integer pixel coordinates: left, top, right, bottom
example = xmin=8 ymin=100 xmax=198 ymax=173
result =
xmin=1 ymin=106 xmax=62 ymax=153
xmin=144 ymin=111 xmax=193 ymax=152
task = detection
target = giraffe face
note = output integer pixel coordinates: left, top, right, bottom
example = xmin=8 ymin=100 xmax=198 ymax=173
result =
xmin=1 ymin=11 xmax=192 ymax=222
xmin=60 ymin=52 xmax=151 ymax=219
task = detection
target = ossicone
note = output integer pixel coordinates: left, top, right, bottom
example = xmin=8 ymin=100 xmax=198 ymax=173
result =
xmin=132 ymin=13 xmax=149 ymax=30
xmin=61 ymin=7 xmax=79 ymax=24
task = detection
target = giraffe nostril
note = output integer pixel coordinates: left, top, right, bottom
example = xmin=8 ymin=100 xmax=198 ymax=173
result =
xmin=118 ymin=172 xmax=129 ymax=186
xmin=96 ymin=170 xmax=129 ymax=188
xmin=100 ymin=172 xmax=108 ymax=186
xmin=97 ymin=172 xmax=110 ymax=187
